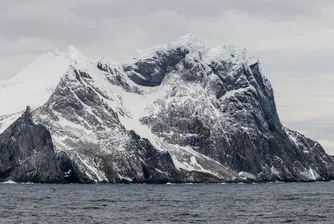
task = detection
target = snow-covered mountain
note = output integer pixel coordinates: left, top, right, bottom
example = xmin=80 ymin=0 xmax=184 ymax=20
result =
xmin=1 ymin=34 xmax=333 ymax=183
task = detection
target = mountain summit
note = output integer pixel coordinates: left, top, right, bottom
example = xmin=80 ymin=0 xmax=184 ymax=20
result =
xmin=0 ymin=35 xmax=333 ymax=183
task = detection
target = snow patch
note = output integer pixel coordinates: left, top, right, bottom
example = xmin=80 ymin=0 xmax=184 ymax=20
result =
xmin=77 ymin=155 xmax=107 ymax=182
xmin=0 ymin=51 xmax=71 ymax=116
xmin=1 ymin=180 xmax=17 ymax=184
xmin=300 ymin=168 xmax=321 ymax=180
xmin=238 ymin=172 xmax=256 ymax=180
xmin=270 ymin=166 xmax=281 ymax=179
xmin=0 ymin=112 xmax=21 ymax=134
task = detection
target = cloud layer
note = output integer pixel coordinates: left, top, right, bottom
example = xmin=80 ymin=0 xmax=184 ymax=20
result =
xmin=1 ymin=1 xmax=334 ymax=153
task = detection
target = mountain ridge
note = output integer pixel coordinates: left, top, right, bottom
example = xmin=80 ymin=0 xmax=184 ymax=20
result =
xmin=0 ymin=34 xmax=333 ymax=183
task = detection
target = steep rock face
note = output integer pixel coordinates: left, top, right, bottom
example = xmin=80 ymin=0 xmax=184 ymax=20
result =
xmin=0 ymin=35 xmax=333 ymax=183
xmin=33 ymin=64 xmax=181 ymax=183
xmin=124 ymin=35 xmax=334 ymax=181
xmin=0 ymin=107 xmax=64 ymax=183
xmin=123 ymin=34 xmax=206 ymax=87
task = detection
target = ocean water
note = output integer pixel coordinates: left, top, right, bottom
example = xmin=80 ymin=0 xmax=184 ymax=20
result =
xmin=0 ymin=182 xmax=333 ymax=224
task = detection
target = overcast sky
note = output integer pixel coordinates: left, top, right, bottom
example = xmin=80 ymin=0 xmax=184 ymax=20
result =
xmin=1 ymin=0 xmax=334 ymax=153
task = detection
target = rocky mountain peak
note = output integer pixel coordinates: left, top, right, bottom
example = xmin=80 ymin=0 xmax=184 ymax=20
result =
xmin=66 ymin=45 xmax=80 ymax=55
xmin=171 ymin=33 xmax=206 ymax=58
xmin=0 ymin=35 xmax=333 ymax=183
xmin=22 ymin=106 xmax=33 ymax=124
xmin=122 ymin=35 xmax=264 ymax=88
xmin=64 ymin=45 xmax=90 ymax=68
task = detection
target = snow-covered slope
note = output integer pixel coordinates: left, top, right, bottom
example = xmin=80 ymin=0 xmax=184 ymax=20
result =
xmin=0 ymin=47 xmax=81 ymax=116
xmin=0 ymin=35 xmax=334 ymax=183
xmin=0 ymin=46 xmax=89 ymax=134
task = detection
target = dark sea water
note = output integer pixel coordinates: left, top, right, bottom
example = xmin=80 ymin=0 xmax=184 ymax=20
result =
xmin=0 ymin=182 xmax=333 ymax=224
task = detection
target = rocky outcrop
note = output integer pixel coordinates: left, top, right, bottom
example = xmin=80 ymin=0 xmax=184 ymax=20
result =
xmin=0 ymin=107 xmax=64 ymax=183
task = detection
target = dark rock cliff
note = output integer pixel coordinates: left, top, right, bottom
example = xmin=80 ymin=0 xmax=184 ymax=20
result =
xmin=0 ymin=107 xmax=64 ymax=183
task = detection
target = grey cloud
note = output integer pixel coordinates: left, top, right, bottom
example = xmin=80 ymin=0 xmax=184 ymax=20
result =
xmin=65 ymin=0 xmax=332 ymax=20
xmin=0 ymin=5 xmax=95 ymax=43
xmin=259 ymin=48 xmax=334 ymax=76
xmin=286 ymin=119 xmax=334 ymax=140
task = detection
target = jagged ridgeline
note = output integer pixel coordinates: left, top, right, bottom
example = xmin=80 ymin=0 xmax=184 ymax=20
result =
xmin=0 ymin=34 xmax=333 ymax=183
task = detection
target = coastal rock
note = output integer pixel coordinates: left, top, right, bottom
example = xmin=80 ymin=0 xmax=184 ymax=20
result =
xmin=0 ymin=107 xmax=64 ymax=183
